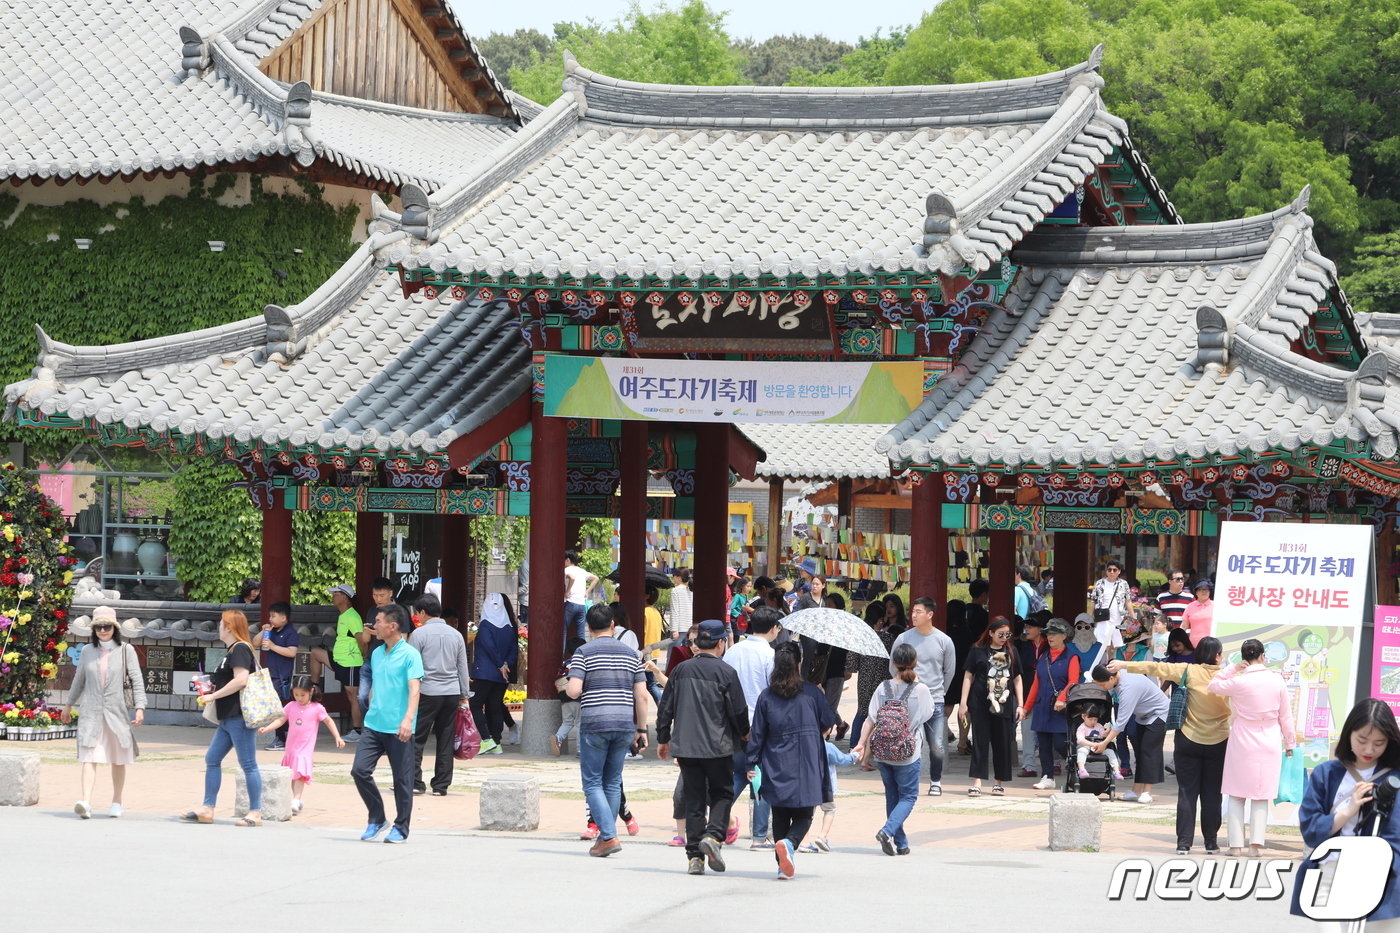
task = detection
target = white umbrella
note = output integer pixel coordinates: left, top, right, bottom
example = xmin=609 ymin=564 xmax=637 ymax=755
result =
xmin=781 ymin=607 xmax=890 ymax=658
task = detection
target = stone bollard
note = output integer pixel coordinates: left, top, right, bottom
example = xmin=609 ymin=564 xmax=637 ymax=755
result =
xmin=0 ymin=750 xmax=41 ymax=806
xmin=233 ymin=765 xmax=294 ymax=822
xmin=1048 ymin=793 xmax=1102 ymax=851
xmin=480 ymin=775 xmax=540 ymax=831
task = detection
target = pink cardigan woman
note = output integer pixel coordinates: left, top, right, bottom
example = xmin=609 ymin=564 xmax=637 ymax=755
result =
xmin=1207 ymin=638 xmax=1295 ymax=856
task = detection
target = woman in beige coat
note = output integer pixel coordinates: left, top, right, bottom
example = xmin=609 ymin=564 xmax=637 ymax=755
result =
xmin=61 ymin=606 xmax=146 ymax=819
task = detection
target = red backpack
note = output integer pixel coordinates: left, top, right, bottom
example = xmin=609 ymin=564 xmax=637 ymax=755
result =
xmin=869 ymin=680 xmax=918 ymax=761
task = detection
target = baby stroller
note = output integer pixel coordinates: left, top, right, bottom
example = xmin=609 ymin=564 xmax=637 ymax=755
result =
xmin=1063 ymin=682 xmax=1118 ymax=800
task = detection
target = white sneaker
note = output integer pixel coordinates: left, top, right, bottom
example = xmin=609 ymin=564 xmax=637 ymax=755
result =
xmin=1136 ymin=792 xmax=1154 ymax=805
xmin=74 ymin=800 xmax=91 ymax=820
xmin=343 ymin=729 xmax=361 ymax=743
xmin=505 ymin=725 xmax=520 ymax=745
xmin=291 ymin=799 xmax=303 ymax=814
xmin=1120 ymin=790 xmax=1139 ymax=802
xmin=1032 ymin=777 xmax=1056 ymax=790
xmin=108 ymin=803 xmax=122 ymax=818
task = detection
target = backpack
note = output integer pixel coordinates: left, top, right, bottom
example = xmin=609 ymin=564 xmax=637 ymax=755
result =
xmin=1020 ymin=581 xmax=1047 ymax=615
xmin=869 ymin=680 xmax=918 ymax=761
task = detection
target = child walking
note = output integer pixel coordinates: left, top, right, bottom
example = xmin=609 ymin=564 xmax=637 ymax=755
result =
xmin=551 ymin=637 xmax=584 ymax=756
xmin=258 ymin=675 xmax=344 ymax=813
xmin=806 ymin=732 xmax=858 ymax=852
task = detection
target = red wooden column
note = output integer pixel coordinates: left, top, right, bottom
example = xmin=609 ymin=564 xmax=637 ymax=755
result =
xmin=354 ymin=512 xmax=383 ymax=608
xmin=1052 ymin=532 xmax=1090 ymax=621
xmin=988 ymin=531 xmax=1016 ymax=620
xmin=439 ymin=513 xmax=469 ymax=627
xmin=693 ymin=423 xmax=730 ymax=624
xmin=619 ymin=421 xmax=648 ymax=641
xmin=526 ymin=404 xmax=566 ymax=699
xmin=765 ymin=477 xmax=784 ymax=577
xmin=260 ymin=498 xmax=293 ymax=609
xmin=909 ymin=474 xmax=948 ymax=630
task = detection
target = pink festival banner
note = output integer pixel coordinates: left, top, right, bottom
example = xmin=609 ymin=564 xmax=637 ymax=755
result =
xmin=1373 ymin=605 xmax=1400 ymax=717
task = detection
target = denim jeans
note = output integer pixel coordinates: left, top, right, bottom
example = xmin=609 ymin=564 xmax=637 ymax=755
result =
xmin=849 ymin=710 xmax=867 ymax=751
xmin=204 ymin=715 xmax=261 ymax=810
xmin=271 ymin=675 xmax=292 ymax=742
xmin=922 ymin=707 xmax=947 ymax=783
xmin=579 ymin=730 xmax=632 ymax=841
xmin=876 ymin=760 xmax=921 ymax=848
xmin=732 ymin=748 xmax=771 ymax=839
xmin=563 ymin=602 xmax=587 ymax=649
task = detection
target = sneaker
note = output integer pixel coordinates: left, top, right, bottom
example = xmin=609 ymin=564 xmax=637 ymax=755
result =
xmin=1017 ymin=768 xmax=1037 ymax=778
xmin=1032 ymin=777 xmax=1056 ymax=790
xmin=813 ymin=837 xmax=831 ymax=852
xmin=360 ymin=822 xmax=386 ymax=842
xmin=699 ymin=835 xmax=726 ymax=872
xmin=1205 ymin=843 xmax=1221 ymax=855
xmin=1176 ymin=847 xmax=1190 ymax=855
xmin=625 ymin=752 xmax=644 ymax=761
xmin=1077 ymin=768 xmax=1090 ymax=779
xmin=1137 ymin=792 xmax=1154 ymax=805
xmin=749 ymin=838 xmax=775 ymax=850
xmin=589 ymin=837 xmax=621 ymax=858
xmin=490 ymin=743 xmax=504 ymax=755
xmin=625 ymin=815 xmax=640 ymax=836
xmin=413 ymin=786 xmax=427 ymax=796
xmin=291 ymin=799 xmax=303 ymax=814
xmin=926 ymin=782 xmax=942 ymax=796
xmin=108 ymin=803 xmax=123 ymax=818
xmin=687 ymin=857 xmax=705 ymax=875
xmin=479 ymin=738 xmax=499 ymax=755
xmin=265 ymin=740 xmax=285 ymax=751
xmin=343 ymin=729 xmax=361 ymax=743
xmin=801 ymin=842 xmax=820 ymax=853
xmin=432 ymin=789 xmax=448 ymax=797
xmin=505 ymin=724 xmax=521 ymax=745
xmin=669 ymin=834 xmax=686 ymax=847
xmin=581 ymin=822 xmax=600 ymax=841
xmin=74 ymin=801 xmax=91 ymax=820
xmin=876 ymin=829 xmax=896 ymax=856
xmin=1120 ymin=790 xmax=1139 ymax=802
xmin=775 ymin=839 xmax=795 ymax=878
xmin=383 ymin=827 xmax=407 ymax=844
xmin=550 ymin=735 xmax=562 ymax=757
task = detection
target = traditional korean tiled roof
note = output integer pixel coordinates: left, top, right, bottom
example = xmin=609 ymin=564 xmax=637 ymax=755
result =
xmin=4 ymin=230 xmax=532 ymax=461
xmin=878 ymin=190 xmax=1400 ymax=470
xmin=0 ymin=0 xmax=518 ymax=190
xmin=737 ymin=423 xmax=894 ymax=480
xmin=383 ymin=47 xmax=1176 ymax=283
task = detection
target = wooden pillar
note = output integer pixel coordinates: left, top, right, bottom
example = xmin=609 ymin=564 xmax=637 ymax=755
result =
xmin=694 ymin=423 xmax=730 ymax=623
xmin=260 ymin=498 xmax=293 ymax=609
xmin=565 ymin=516 xmax=583 ymax=552
xmin=765 ymin=477 xmax=784 ymax=578
xmin=439 ymin=513 xmax=469 ymax=628
xmin=837 ymin=477 xmax=854 ymax=533
xmin=988 ymin=530 xmax=1016 ymax=620
xmin=619 ymin=421 xmax=647 ymax=642
xmin=1052 ymin=532 xmax=1090 ymax=620
xmin=910 ymin=474 xmax=948 ymax=630
xmin=1125 ymin=534 xmax=1139 ymax=582
xmin=526 ymin=404 xmax=566 ymax=700
xmin=354 ymin=512 xmax=382 ymax=608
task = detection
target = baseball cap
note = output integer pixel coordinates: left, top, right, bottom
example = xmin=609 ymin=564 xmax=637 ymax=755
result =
xmin=696 ymin=619 xmax=727 ymax=642
xmin=725 ymin=566 xmax=738 ymax=580
xmin=327 ymin=583 xmax=355 ymax=599
xmin=1022 ymin=615 xmax=1046 ymax=629
xmin=1045 ymin=618 xmax=1070 ymax=636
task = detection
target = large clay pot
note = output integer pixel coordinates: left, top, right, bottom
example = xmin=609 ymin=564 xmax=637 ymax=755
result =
xmin=137 ymin=536 xmax=167 ymax=575
xmin=108 ymin=531 xmax=139 ymax=574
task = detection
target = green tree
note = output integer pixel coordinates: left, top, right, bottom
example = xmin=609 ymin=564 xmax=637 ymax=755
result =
xmin=476 ymin=29 xmax=556 ymax=90
xmin=786 ymin=28 xmax=908 ymax=87
xmin=733 ymin=34 xmax=852 ymax=86
xmin=509 ymin=1 xmax=743 ymax=105
xmin=1342 ymin=231 xmax=1400 ymax=315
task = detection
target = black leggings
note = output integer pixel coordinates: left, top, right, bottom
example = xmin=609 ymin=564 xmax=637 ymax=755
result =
xmin=968 ymin=704 xmax=1015 ymax=781
xmin=771 ymin=805 xmax=814 ymax=850
xmin=470 ymin=680 xmax=507 ymax=742
xmin=1036 ymin=730 xmax=1067 ymax=779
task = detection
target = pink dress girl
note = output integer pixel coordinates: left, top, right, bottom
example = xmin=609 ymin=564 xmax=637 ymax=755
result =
xmin=282 ymin=699 xmax=330 ymax=785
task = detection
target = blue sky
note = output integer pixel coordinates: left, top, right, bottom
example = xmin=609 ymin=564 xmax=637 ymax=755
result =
xmin=450 ymin=1 xmax=926 ymax=43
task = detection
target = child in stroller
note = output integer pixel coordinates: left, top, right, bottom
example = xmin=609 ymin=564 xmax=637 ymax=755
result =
xmin=1064 ymin=682 xmax=1118 ymax=799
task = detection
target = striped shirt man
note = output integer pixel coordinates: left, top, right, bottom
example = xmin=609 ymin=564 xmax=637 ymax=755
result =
xmin=568 ymin=635 xmax=645 ymax=734
xmin=1157 ymin=573 xmax=1193 ymax=627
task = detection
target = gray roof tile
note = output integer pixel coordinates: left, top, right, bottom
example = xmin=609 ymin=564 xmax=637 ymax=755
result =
xmin=736 ymin=423 xmax=894 ymax=481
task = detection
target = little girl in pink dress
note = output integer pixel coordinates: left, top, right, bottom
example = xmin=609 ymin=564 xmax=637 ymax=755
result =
xmin=258 ymin=675 xmax=343 ymax=813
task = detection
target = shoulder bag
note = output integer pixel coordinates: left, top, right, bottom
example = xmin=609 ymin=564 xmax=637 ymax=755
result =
xmin=121 ymin=644 xmax=136 ymax=709
xmin=1163 ymin=665 xmax=1191 ymax=729
xmin=238 ymin=644 xmax=283 ymax=729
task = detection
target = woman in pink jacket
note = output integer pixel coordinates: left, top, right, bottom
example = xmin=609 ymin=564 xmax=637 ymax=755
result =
xmin=1207 ymin=638 xmax=1295 ymax=857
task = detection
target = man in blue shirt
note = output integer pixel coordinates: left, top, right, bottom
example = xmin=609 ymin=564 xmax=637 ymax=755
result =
xmin=256 ymin=601 xmax=300 ymax=751
xmin=351 ymin=604 xmax=423 ymax=844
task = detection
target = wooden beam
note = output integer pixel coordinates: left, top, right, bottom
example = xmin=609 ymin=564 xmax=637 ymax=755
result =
xmin=445 ymin=391 xmax=531 ymax=469
xmin=854 ymin=493 xmax=911 ymax=510
xmin=386 ymin=0 xmax=494 ymax=113
xmin=766 ymin=477 xmax=784 ymax=577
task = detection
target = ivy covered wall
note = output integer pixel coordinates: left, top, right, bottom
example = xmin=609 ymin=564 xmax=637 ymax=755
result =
xmin=2 ymin=173 xmax=363 ymax=597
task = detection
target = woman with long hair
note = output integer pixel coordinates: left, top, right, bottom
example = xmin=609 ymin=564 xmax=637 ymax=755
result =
xmin=184 ymin=610 xmax=261 ymax=825
xmin=62 ymin=605 xmax=146 ymax=819
xmin=1209 ymin=638 xmax=1295 ymax=856
xmin=853 ymin=642 xmax=935 ymax=855
xmin=882 ymin=593 xmax=908 ymax=635
xmin=1292 ymin=698 xmax=1400 ymax=925
xmin=1110 ymin=636 xmax=1229 ymax=855
xmin=960 ymin=617 xmax=1024 ymax=796
xmin=746 ymin=642 xmax=837 ymax=878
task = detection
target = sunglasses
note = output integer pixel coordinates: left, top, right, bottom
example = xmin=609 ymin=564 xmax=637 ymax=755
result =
xmin=1171 ymin=576 xmax=1185 ymax=581
xmin=1106 ymin=568 xmax=1120 ymax=573
xmin=93 ymin=624 xmax=114 ymax=632
xmin=1074 ymin=624 xmax=1093 ymax=630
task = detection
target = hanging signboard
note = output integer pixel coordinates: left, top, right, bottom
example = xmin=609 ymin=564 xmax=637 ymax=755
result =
xmin=628 ymin=290 xmax=834 ymax=352
xmin=1213 ymin=521 xmax=1372 ymax=768
xmin=1373 ymin=605 xmax=1400 ymax=717
xmin=543 ymin=356 xmax=924 ymax=424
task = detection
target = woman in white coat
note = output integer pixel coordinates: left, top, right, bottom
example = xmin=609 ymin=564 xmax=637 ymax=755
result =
xmin=61 ymin=606 xmax=146 ymax=819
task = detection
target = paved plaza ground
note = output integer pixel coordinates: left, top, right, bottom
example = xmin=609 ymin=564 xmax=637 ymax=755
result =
xmin=1 ymin=720 xmax=1308 ymax=930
